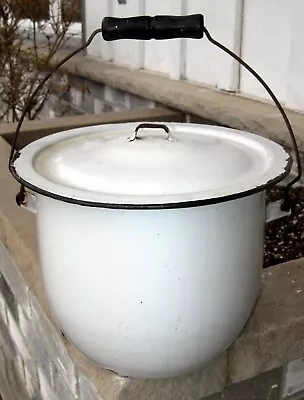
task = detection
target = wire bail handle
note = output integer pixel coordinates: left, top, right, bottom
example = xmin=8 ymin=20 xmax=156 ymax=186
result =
xmin=9 ymin=14 xmax=302 ymax=211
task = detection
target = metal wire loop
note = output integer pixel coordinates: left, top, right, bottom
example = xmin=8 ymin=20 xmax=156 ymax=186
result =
xmin=8 ymin=22 xmax=302 ymax=212
xmin=203 ymin=27 xmax=302 ymax=211
xmin=129 ymin=123 xmax=171 ymax=141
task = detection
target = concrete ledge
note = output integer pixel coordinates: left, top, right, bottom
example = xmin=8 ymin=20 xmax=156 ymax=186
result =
xmin=23 ymin=45 xmax=304 ymax=153
xmin=228 ymin=261 xmax=304 ymax=382
xmin=0 ymin=107 xmax=183 ymax=148
xmin=1 ymin=128 xmax=304 ymax=399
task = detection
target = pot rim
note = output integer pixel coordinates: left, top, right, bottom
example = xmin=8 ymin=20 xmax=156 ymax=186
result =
xmin=11 ymin=122 xmax=292 ymax=210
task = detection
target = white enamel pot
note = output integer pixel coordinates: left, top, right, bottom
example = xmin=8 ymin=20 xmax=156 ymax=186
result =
xmin=12 ymin=122 xmax=291 ymax=379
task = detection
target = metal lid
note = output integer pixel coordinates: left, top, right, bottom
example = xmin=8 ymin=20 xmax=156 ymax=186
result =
xmin=14 ymin=122 xmax=291 ymax=208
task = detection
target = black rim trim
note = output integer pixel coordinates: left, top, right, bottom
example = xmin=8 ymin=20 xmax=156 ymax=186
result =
xmin=10 ymin=156 xmax=292 ymax=210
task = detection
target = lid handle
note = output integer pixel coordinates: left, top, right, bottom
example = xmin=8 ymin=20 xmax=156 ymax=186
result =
xmin=129 ymin=123 xmax=172 ymax=142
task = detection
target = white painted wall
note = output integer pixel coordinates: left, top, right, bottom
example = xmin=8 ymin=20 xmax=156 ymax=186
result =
xmin=84 ymin=0 xmax=304 ymax=112
xmin=85 ymin=0 xmax=109 ymax=59
xmin=185 ymin=0 xmax=243 ymax=91
xmin=112 ymin=0 xmax=145 ymax=69
xmin=144 ymin=0 xmax=183 ymax=79
xmin=286 ymin=0 xmax=304 ymax=110
xmin=240 ymin=0 xmax=291 ymax=103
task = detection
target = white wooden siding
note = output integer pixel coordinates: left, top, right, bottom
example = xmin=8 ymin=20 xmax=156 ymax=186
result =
xmin=84 ymin=0 xmax=304 ymax=112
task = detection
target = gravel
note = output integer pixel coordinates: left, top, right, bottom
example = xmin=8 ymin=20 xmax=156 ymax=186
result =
xmin=264 ymin=186 xmax=304 ymax=268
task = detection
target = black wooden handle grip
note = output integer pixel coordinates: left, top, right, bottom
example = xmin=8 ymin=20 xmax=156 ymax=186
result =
xmin=101 ymin=14 xmax=204 ymax=41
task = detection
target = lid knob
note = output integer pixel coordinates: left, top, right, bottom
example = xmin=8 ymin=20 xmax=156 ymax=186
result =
xmin=129 ymin=123 xmax=172 ymax=142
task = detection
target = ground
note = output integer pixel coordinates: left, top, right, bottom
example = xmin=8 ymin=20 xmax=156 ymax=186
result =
xmin=265 ymin=186 xmax=304 ymax=268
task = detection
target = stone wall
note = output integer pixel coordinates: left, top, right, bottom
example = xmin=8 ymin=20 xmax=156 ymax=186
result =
xmin=1 ymin=240 xmax=304 ymax=400
xmin=40 ymin=74 xmax=156 ymax=119
xmin=0 ymin=241 xmax=103 ymax=400
xmin=1 ymin=112 xmax=304 ymax=399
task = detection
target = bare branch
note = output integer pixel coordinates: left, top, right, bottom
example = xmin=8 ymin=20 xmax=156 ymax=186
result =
xmin=0 ymin=0 xmax=79 ymax=123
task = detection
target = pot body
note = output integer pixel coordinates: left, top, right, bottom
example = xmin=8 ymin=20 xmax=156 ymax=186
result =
xmin=35 ymin=191 xmax=265 ymax=379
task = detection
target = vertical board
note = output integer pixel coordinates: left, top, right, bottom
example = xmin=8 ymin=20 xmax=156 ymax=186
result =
xmin=240 ymin=0 xmax=291 ymax=102
xmin=112 ymin=0 xmax=144 ymax=69
xmin=286 ymin=0 xmax=304 ymax=111
xmin=185 ymin=0 xmax=243 ymax=91
xmin=85 ymin=0 xmax=112 ymax=60
xmin=144 ymin=0 xmax=183 ymax=79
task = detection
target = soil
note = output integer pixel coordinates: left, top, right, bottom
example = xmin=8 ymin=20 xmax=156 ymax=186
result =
xmin=264 ymin=186 xmax=304 ymax=268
